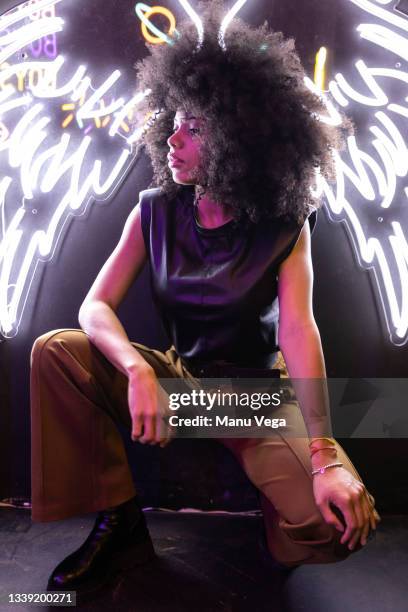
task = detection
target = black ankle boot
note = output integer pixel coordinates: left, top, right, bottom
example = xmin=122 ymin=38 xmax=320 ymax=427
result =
xmin=47 ymin=497 xmax=155 ymax=595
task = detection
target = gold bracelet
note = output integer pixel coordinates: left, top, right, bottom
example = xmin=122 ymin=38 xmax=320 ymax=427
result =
xmin=308 ymin=437 xmax=336 ymax=447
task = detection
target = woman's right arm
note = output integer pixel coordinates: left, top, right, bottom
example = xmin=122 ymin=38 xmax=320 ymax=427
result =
xmin=78 ymin=202 xmax=170 ymax=446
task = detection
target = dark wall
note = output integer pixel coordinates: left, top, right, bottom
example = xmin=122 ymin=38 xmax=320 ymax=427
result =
xmin=1 ymin=0 xmax=407 ymax=512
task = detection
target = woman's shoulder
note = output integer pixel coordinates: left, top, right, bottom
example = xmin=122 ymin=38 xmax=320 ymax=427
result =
xmin=138 ymin=186 xmax=189 ymax=242
xmin=138 ymin=185 xmax=190 ymax=208
xmin=138 ymin=186 xmax=166 ymax=206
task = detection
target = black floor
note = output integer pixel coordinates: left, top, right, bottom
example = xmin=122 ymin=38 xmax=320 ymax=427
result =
xmin=1 ymin=508 xmax=407 ymax=612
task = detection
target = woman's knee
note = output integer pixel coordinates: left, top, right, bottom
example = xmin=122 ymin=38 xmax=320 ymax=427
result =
xmin=30 ymin=329 xmax=86 ymax=369
xmin=271 ymin=518 xmax=362 ymax=567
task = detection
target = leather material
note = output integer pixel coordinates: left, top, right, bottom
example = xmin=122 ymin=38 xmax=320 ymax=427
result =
xmin=47 ymin=500 xmax=155 ymax=594
xmin=181 ymin=360 xmax=281 ymax=379
xmin=140 ymin=186 xmax=317 ymax=369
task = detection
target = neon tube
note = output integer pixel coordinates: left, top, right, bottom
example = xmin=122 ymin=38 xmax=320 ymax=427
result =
xmin=219 ymin=0 xmax=248 ymax=50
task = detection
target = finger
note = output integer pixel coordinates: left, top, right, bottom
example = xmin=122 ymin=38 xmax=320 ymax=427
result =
xmin=359 ymin=498 xmax=372 ymax=546
xmin=139 ymin=415 xmax=155 ymax=444
xmin=361 ymin=504 xmax=371 ymax=545
xmin=131 ymin=413 xmax=143 ymax=441
xmin=154 ymin=414 xmax=165 ymax=444
xmin=319 ymin=501 xmax=345 ymax=533
xmin=347 ymin=488 xmax=368 ymax=549
xmin=354 ymin=484 xmax=375 ymax=548
xmin=365 ymin=491 xmax=379 ymax=532
xmin=339 ymin=502 xmax=358 ymax=546
xmin=365 ymin=491 xmax=382 ymax=527
xmin=156 ymin=415 xmax=172 ymax=446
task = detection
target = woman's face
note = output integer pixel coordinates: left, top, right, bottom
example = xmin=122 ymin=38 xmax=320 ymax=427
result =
xmin=167 ymin=110 xmax=204 ymax=185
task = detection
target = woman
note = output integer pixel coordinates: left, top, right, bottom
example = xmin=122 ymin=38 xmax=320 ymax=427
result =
xmin=31 ymin=1 xmax=380 ymax=595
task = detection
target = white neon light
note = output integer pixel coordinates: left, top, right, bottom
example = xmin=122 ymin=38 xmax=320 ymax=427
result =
xmin=218 ymin=0 xmax=248 ymax=50
xmin=76 ymin=70 xmax=124 ymax=128
xmin=335 ymin=62 xmax=408 ymax=106
xmin=0 ymin=88 xmax=15 ymax=103
xmin=0 ymin=176 xmax=12 ymax=242
xmin=0 ymin=1 xmax=145 ymax=337
xmin=0 ymin=18 xmax=64 ymax=65
xmin=0 ymin=93 xmax=31 ymax=118
xmin=317 ymin=160 xmax=407 ymax=341
xmin=0 ymin=57 xmax=61 ymax=89
xmin=0 ymin=0 xmax=62 ymax=31
xmin=176 ymin=0 xmax=203 ymax=47
xmin=20 ymin=117 xmax=51 ymax=199
xmin=0 ymin=210 xmax=24 ymax=332
xmin=348 ymin=0 xmax=408 ymax=34
xmin=328 ymin=79 xmax=350 ymax=107
xmin=28 ymin=58 xmax=88 ymax=98
xmin=109 ymin=89 xmax=151 ymax=137
xmin=311 ymin=0 xmax=408 ymax=344
xmin=370 ymin=112 xmax=408 ymax=196
xmin=127 ymin=124 xmax=146 ymax=145
xmin=389 ymin=222 xmax=408 ymax=338
xmin=71 ymin=74 xmax=91 ymax=102
xmin=304 ymin=76 xmax=343 ymax=125
xmin=357 ymin=24 xmax=408 ymax=62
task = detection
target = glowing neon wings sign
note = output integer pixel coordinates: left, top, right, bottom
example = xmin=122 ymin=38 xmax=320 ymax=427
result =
xmin=1 ymin=0 xmax=407 ymax=347
xmin=308 ymin=0 xmax=408 ymax=345
xmin=0 ymin=0 xmax=150 ymax=336
xmin=0 ymin=0 xmax=250 ymax=338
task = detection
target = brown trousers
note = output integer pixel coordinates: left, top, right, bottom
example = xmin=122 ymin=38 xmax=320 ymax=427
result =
xmin=30 ymin=328 xmax=368 ymax=567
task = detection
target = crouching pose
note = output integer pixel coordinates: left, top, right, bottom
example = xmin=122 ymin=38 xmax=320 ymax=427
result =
xmin=31 ymin=1 xmax=380 ymax=596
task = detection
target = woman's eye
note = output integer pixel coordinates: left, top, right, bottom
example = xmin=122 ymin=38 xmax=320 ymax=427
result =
xmin=170 ymin=125 xmax=200 ymax=135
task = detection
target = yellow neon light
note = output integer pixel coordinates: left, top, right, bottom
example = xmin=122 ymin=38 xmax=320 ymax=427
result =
xmin=141 ymin=6 xmax=176 ymax=45
xmin=60 ymin=92 xmax=116 ymax=131
xmin=61 ymin=113 xmax=73 ymax=128
xmin=314 ymin=46 xmax=327 ymax=91
xmin=1 ymin=62 xmax=57 ymax=93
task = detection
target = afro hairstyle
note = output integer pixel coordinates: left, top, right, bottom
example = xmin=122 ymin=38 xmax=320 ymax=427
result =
xmin=134 ymin=0 xmax=351 ymax=225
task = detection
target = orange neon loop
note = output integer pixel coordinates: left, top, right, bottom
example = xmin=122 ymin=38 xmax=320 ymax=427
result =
xmin=141 ymin=6 xmax=176 ymax=44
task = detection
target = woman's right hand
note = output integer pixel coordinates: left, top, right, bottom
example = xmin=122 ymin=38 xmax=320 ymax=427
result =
xmin=127 ymin=364 xmax=173 ymax=447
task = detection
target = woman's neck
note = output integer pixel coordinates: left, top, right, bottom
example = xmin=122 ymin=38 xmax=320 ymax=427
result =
xmin=194 ymin=187 xmax=234 ymax=228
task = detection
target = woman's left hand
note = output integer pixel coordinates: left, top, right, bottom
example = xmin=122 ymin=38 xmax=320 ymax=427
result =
xmin=312 ymin=467 xmax=381 ymax=550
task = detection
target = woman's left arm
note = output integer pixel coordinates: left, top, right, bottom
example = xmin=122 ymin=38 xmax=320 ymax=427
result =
xmin=277 ymin=219 xmax=331 ymax=440
xmin=277 ymin=219 xmax=380 ymax=550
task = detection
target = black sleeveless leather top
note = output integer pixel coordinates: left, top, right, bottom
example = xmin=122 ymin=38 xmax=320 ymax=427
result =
xmin=140 ymin=186 xmax=317 ymax=369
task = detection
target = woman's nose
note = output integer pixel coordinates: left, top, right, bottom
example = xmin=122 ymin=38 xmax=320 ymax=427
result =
xmin=167 ymin=128 xmax=182 ymax=148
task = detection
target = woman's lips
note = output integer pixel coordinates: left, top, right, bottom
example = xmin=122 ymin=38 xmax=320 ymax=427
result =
xmin=168 ymin=153 xmax=184 ymax=167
